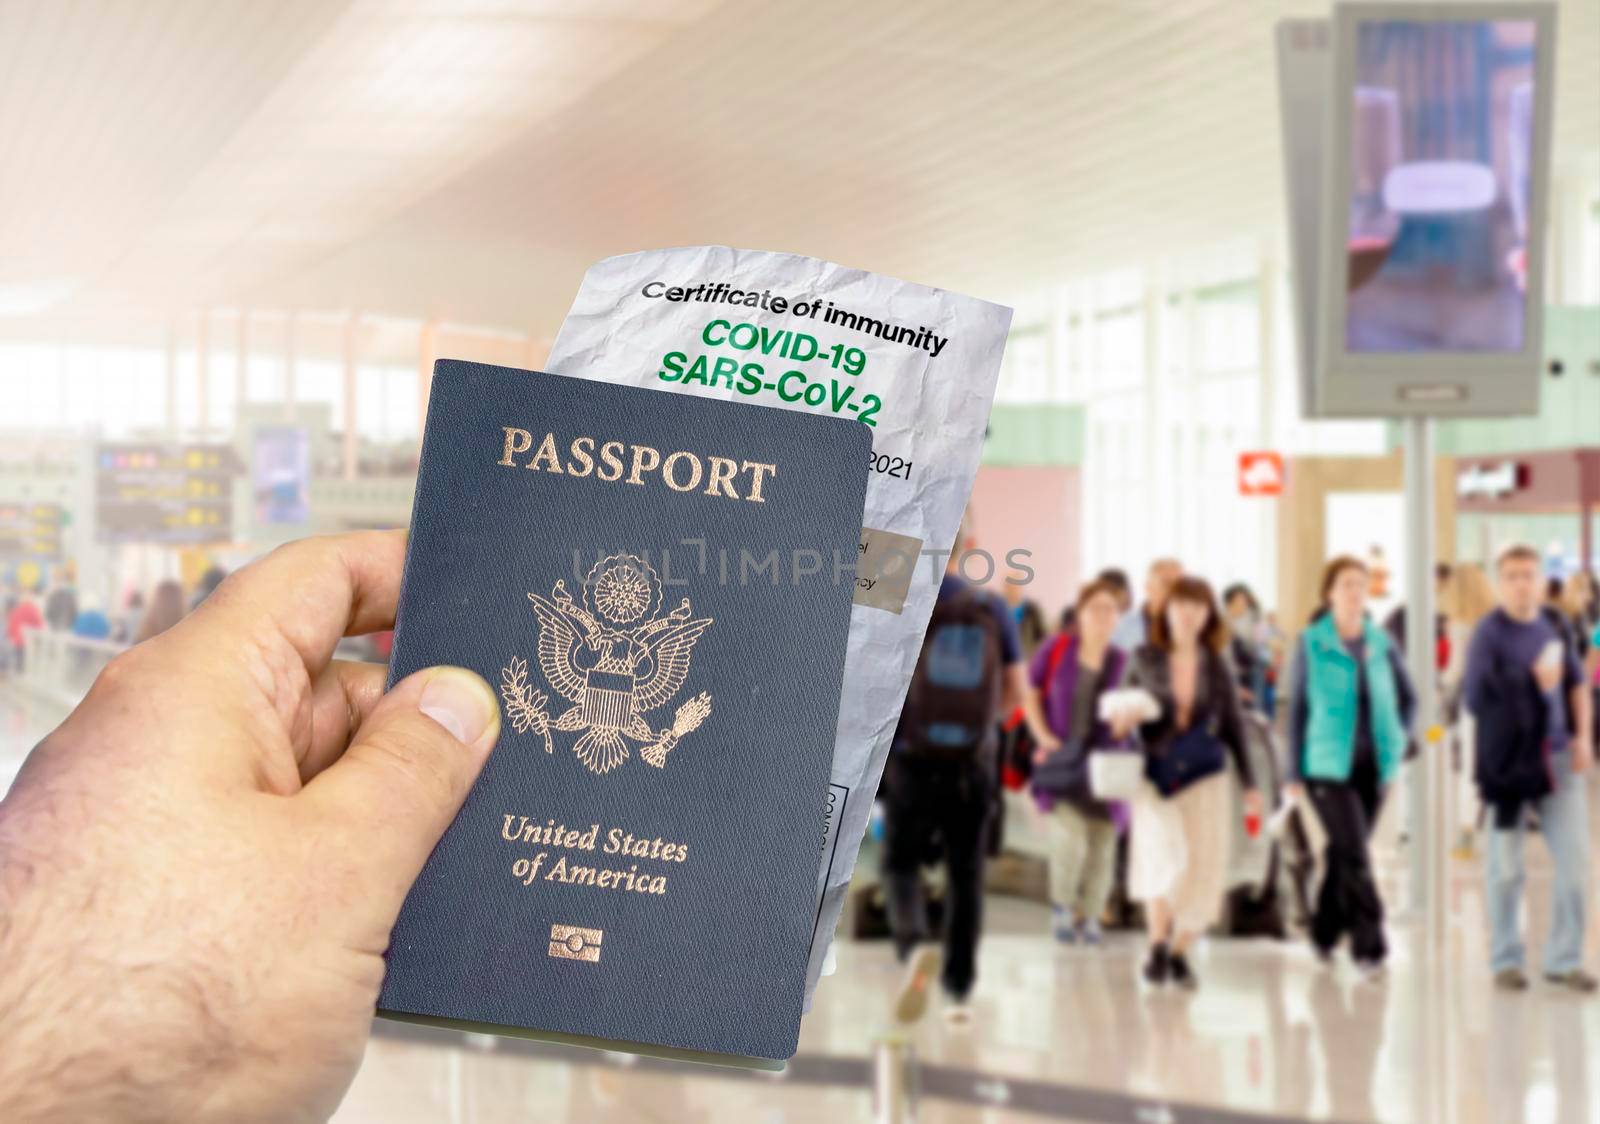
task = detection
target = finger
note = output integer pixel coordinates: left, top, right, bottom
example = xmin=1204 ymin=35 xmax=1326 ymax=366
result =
xmin=295 ymin=660 xmax=389 ymax=784
xmin=298 ymin=666 xmax=500 ymax=916
xmin=148 ymin=531 xmax=406 ymax=740
xmin=180 ymin=530 xmax=407 ymax=674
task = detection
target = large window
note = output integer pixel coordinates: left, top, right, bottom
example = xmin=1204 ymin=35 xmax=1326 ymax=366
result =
xmin=1574 ymin=173 xmax=1600 ymax=304
xmin=356 ymin=364 xmax=419 ymax=445
xmin=206 ymin=359 xmax=237 ymax=438
xmin=999 ymin=248 xmax=1386 ymax=604
xmin=0 ymin=345 xmax=62 ymax=429
xmin=174 ymin=351 xmax=200 ymax=435
xmin=1091 ymin=307 xmax=1144 ymax=394
xmin=0 ymin=344 xmax=165 ymax=436
xmin=996 ymin=327 xmax=1049 ymax=402
xmin=246 ymin=315 xmax=290 ymax=406
xmin=0 ymin=317 xmax=534 ymax=484
xmin=1192 ymin=282 xmax=1259 ymax=375
xmin=295 ymin=358 xmax=345 ymax=433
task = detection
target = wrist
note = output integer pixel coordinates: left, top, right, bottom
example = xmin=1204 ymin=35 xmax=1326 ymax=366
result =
xmin=0 ymin=827 xmax=246 ymax=1124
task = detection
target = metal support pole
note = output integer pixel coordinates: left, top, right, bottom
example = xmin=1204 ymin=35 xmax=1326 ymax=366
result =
xmin=164 ymin=321 xmax=179 ymax=438
xmin=1402 ymin=416 xmax=1440 ymax=919
xmin=284 ymin=312 xmax=298 ymax=423
xmin=342 ymin=314 xmax=360 ymax=482
xmin=1403 ymin=415 xmax=1452 ymax=1124
xmin=871 ymin=1035 xmax=916 ymax=1124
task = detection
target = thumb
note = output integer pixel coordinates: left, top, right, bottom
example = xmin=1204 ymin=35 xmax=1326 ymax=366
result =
xmin=300 ymin=665 xmax=500 ymax=913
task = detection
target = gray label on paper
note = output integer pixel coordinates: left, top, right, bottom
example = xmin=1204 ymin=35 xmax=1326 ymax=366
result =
xmin=853 ymin=525 xmax=922 ymax=614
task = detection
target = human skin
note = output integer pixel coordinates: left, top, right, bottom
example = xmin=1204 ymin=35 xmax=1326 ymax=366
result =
xmin=0 ymin=531 xmax=500 ymax=1123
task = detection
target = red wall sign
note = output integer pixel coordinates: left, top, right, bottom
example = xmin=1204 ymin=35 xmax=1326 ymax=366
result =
xmin=1238 ymin=451 xmax=1285 ymax=497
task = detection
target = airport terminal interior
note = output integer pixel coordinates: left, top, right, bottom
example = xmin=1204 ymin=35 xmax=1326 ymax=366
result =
xmin=2 ymin=2 xmax=1600 ymax=1122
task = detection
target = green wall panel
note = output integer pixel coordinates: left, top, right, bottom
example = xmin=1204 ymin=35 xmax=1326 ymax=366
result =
xmin=982 ymin=403 xmax=1086 ymax=466
xmin=1387 ymin=306 xmax=1600 ymax=455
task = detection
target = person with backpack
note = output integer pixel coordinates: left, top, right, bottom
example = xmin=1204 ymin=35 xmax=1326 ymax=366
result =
xmin=1117 ymin=575 xmax=1261 ymax=990
xmin=1025 ymin=579 xmax=1130 ymax=947
xmin=1464 ymin=544 xmax=1594 ymax=993
xmin=882 ymin=515 xmax=1028 ymax=1026
xmin=1285 ymin=555 xmax=1415 ymax=980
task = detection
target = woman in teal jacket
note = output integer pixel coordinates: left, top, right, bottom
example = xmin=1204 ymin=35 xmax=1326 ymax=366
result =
xmin=1287 ymin=555 xmax=1415 ymax=978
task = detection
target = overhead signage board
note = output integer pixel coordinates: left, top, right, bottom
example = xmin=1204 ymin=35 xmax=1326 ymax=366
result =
xmin=0 ymin=502 xmax=66 ymax=562
xmin=95 ymin=442 xmax=241 ymax=544
xmin=1238 ymin=451 xmax=1287 ymax=496
xmin=1280 ymin=3 xmax=1557 ymax=418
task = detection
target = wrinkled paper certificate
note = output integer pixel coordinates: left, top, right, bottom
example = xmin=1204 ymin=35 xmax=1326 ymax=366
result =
xmin=545 ymin=246 xmax=1011 ymax=1003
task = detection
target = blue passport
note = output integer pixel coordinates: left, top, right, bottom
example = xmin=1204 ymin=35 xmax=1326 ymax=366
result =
xmin=377 ymin=360 xmax=870 ymax=1067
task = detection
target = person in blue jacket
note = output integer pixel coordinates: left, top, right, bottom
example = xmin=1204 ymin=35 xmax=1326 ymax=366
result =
xmin=1464 ymin=545 xmax=1594 ymax=993
xmin=1286 ymin=555 xmax=1415 ymax=979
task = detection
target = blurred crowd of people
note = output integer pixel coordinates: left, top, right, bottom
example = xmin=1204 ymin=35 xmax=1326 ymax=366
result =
xmin=1 ymin=565 xmax=228 ymax=676
xmin=882 ymin=515 xmax=1600 ymax=1024
xmin=4 ymin=557 xmax=407 ymax=683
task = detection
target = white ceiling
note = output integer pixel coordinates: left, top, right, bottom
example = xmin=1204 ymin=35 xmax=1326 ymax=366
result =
xmin=1 ymin=0 xmax=1596 ymax=340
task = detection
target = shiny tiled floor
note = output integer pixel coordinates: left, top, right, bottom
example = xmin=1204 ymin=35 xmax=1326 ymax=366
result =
xmin=4 ymin=679 xmax=1597 ymax=1123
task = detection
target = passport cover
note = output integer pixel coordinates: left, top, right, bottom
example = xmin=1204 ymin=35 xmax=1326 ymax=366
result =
xmin=376 ymin=360 xmax=870 ymax=1067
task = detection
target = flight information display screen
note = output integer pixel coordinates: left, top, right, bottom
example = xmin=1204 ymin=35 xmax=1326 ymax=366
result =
xmin=94 ymin=442 xmax=240 ymax=543
xmin=1343 ymin=18 xmax=1537 ymax=354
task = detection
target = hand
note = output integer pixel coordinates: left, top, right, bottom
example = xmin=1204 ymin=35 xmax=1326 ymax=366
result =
xmin=1533 ymin=658 xmax=1563 ymax=695
xmin=1285 ymin=782 xmax=1306 ymax=803
xmin=1031 ymin=731 xmax=1064 ymax=763
xmin=1109 ymin=715 xmax=1137 ymax=742
xmin=1242 ymin=788 xmax=1265 ymax=820
xmin=0 ymin=532 xmax=501 ymax=1123
xmin=1573 ymin=738 xmax=1594 ymax=775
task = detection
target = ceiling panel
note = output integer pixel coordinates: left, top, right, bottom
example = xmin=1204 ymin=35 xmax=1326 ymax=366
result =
xmin=0 ymin=0 xmax=354 ymax=304
xmin=0 ymin=0 xmax=1594 ymax=337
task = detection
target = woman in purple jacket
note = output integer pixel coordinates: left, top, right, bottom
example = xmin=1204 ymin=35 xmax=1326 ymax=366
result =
xmin=1024 ymin=579 xmax=1131 ymax=946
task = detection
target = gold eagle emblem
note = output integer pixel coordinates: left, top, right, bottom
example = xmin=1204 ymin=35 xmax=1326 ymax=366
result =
xmin=500 ymin=554 xmax=713 ymax=774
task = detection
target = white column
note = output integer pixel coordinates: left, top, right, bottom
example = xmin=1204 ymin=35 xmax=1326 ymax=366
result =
xmin=1141 ymin=264 xmax=1166 ymax=575
xmin=417 ymin=320 xmax=438 ymax=442
xmin=196 ymin=310 xmax=209 ymax=438
xmin=236 ymin=311 xmax=249 ymax=409
xmin=164 ymin=321 xmax=179 ymax=438
xmin=343 ymin=315 xmax=360 ymax=481
xmin=284 ymin=313 xmax=297 ymax=422
xmin=1256 ymin=245 xmax=1280 ymax=603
